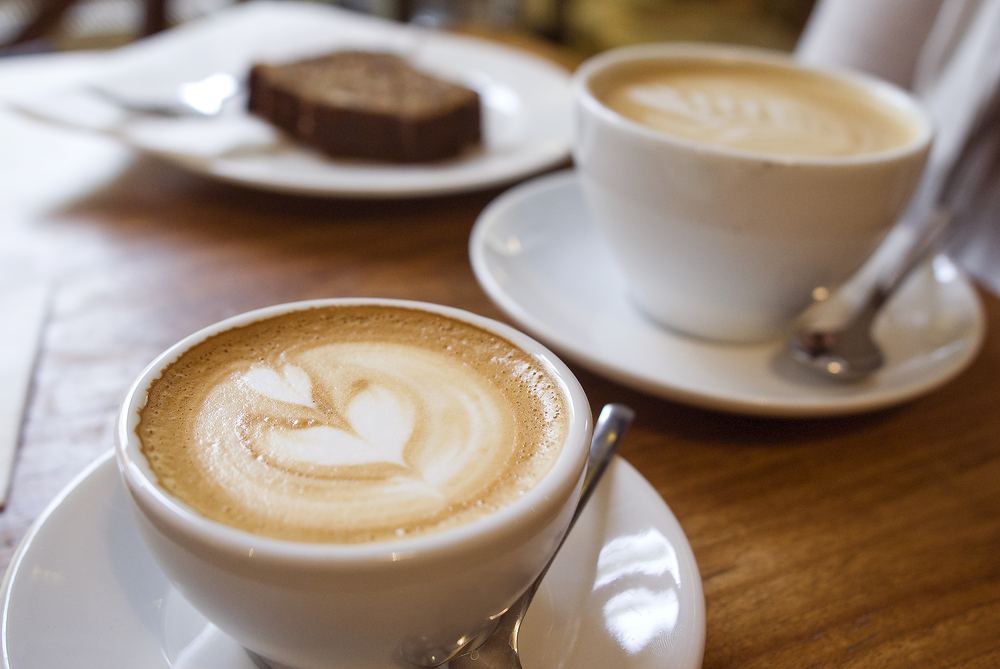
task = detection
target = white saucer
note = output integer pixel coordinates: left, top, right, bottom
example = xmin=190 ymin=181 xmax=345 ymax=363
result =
xmin=0 ymin=451 xmax=704 ymax=669
xmin=470 ymin=170 xmax=986 ymax=417
xmin=11 ymin=2 xmax=571 ymax=198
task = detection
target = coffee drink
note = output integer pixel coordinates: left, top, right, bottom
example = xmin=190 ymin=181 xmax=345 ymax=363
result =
xmin=589 ymin=58 xmax=920 ymax=157
xmin=573 ymin=43 xmax=931 ymax=341
xmin=137 ymin=304 xmax=569 ymax=544
xmin=118 ymin=300 xmax=590 ymax=669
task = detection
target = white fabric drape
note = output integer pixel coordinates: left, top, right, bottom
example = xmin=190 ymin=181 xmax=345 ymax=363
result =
xmin=796 ymin=0 xmax=1000 ymax=295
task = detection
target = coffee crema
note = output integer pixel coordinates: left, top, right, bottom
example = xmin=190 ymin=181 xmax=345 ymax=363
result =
xmin=590 ymin=58 xmax=919 ymax=157
xmin=137 ymin=305 xmax=569 ymax=544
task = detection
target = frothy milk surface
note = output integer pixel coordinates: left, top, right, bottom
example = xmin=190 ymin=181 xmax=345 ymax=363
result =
xmin=137 ymin=305 xmax=569 ymax=544
xmin=591 ymin=59 xmax=918 ymax=157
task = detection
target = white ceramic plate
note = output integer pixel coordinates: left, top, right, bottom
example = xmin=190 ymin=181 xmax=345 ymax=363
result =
xmin=11 ymin=1 xmax=572 ymax=198
xmin=0 ymin=451 xmax=705 ymax=669
xmin=470 ymin=170 xmax=986 ymax=417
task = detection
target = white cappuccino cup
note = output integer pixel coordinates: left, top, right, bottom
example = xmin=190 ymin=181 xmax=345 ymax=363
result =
xmin=115 ymin=298 xmax=592 ymax=669
xmin=572 ymin=42 xmax=932 ymax=342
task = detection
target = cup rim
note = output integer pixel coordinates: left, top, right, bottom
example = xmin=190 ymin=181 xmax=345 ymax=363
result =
xmin=115 ymin=298 xmax=593 ymax=564
xmin=572 ymin=41 xmax=933 ymax=165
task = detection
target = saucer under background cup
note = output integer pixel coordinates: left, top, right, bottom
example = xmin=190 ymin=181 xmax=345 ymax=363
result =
xmin=469 ymin=170 xmax=985 ymax=418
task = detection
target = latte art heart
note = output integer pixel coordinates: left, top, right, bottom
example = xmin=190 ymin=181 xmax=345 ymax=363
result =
xmin=243 ymin=364 xmax=317 ymax=408
xmin=241 ymin=364 xmax=413 ymax=468
xmin=138 ymin=305 xmax=569 ymax=543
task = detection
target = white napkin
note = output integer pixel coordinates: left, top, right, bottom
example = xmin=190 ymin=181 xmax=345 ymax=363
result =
xmin=796 ymin=0 xmax=1000 ymax=296
xmin=0 ymin=269 xmax=49 ymax=508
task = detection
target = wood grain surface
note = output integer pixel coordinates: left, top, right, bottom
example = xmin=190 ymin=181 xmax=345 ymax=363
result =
xmin=1 ymin=38 xmax=999 ymax=669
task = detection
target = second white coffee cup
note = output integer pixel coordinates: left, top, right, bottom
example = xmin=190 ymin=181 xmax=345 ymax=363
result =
xmin=573 ymin=42 xmax=933 ymax=342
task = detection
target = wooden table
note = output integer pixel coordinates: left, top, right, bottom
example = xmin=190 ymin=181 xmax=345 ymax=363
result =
xmin=1 ymin=39 xmax=999 ymax=669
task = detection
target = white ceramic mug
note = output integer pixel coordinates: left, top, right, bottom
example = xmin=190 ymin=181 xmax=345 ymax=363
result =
xmin=572 ymin=42 xmax=933 ymax=342
xmin=114 ymin=298 xmax=592 ymax=669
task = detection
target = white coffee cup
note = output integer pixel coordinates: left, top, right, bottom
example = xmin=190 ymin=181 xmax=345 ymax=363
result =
xmin=572 ymin=42 xmax=933 ymax=342
xmin=114 ymin=298 xmax=592 ymax=669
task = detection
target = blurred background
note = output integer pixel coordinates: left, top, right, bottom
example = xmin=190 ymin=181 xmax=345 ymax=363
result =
xmin=0 ymin=0 xmax=818 ymax=57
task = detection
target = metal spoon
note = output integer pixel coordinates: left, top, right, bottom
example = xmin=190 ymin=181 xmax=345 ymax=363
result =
xmin=789 ymin=35 xmax=1000 ymax=383
xmin=442 ymin=402 xmax=635 ymax=669
xmin=788 ymin=208 xmax=953 ymax=381
xmin=88 ymin=72 xmax=241 ymax=117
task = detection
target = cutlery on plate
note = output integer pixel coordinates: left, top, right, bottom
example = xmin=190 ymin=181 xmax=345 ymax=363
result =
xmin=89 ymin=71 xmax=241 ymax=117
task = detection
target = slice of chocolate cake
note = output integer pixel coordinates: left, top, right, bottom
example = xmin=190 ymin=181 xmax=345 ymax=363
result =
xmin=248 ymin=50 xmax=481 ymax=163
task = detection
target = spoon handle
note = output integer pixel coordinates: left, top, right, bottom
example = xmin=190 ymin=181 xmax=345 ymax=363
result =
xmin=873 ymin=207 xmax=953 ymax=306
xmin=445 ymin=404 xmax=635 ymax=669
xmin=520 ymin=403 xmax=635 ymax=605
xmin=578 ymin=404 xmax=636 ymax=527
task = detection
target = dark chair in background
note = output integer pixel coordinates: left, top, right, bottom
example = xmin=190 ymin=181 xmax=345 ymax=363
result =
xmin=3 ymin=0 xmax=167 ymax=50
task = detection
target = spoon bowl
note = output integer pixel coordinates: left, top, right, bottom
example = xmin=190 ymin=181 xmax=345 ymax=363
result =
xmin=789 ymin=208 xmax=952 ymax=381
xmin=788 ymin=292 xmax=887 ymax=381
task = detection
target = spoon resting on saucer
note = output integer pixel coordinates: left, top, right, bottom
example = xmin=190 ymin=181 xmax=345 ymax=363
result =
xmin=441 ymin=402 xmax=635 ymax=669
xmin=788 ymin=208 xmax=953 ymax=381
xmin=790 ymin=44 xmax=1000 ymax=383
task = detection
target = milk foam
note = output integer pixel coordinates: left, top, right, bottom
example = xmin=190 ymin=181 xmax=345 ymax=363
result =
xmin=594 ymin=60 xmax=917 ymax=157
xmin=138 ymin=306 xmax=569 ymax=544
